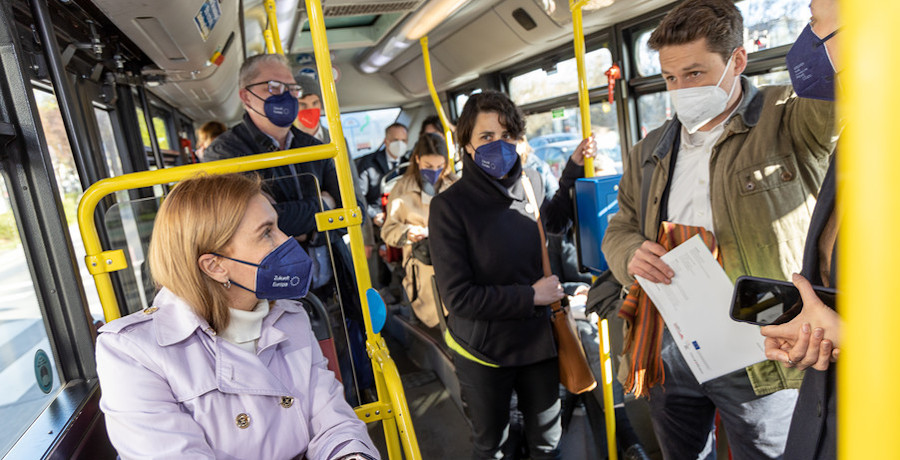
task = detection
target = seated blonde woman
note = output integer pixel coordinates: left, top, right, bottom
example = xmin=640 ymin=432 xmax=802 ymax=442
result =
xmin=95 ymin=173 xmax=378 ymax=460
xmin=381 ymin=133 xmax=458 ymax=327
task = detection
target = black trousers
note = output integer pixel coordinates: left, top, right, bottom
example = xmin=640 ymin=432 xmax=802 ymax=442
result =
xmin=455 ymin=355 xmax=562 ymax=460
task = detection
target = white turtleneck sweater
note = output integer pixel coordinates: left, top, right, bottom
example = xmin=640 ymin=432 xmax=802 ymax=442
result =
xmin=219 ymin=300 xmax=270 ymax=353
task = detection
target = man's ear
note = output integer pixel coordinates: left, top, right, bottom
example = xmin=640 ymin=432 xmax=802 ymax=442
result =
xmin=238 ymin=88 xmax=252 ymax=109
xmin=733 ymin=46 xmax=749 ymax=75
xmin=198 ymin=254 xmax=229 ymax=284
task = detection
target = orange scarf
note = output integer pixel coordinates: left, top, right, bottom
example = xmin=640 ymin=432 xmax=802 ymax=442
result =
xmin=618 ymin=222 xmax=723 ymax=397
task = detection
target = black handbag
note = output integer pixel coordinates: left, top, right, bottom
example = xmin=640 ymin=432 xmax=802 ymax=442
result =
xmin=409 ymin=238 xmax=432 ymax=265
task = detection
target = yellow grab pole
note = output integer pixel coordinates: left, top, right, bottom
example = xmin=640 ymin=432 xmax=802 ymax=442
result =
xmin=570 ymin=0 xmax=595 ymax=178
xmin=838 ymin=0 xmax=899 ymax=458
xmin=571 ymin=1 xmax=616 ymax=459
xmin=306 ymin=0 xmax=421 ymax=458
xmin=264 ymin=0 xmax=284 ymax=55
xmin=264 ymin=29 xmax=276 ymax=54
xmin=419 ymin=36 xmax=455 ymax=167
xmin=77 ymin=145 xmax=339 ymax=322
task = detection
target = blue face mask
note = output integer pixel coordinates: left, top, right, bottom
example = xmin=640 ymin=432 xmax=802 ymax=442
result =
xmin=248 ymin=90 xmax=299 ymax=127
xmin=473 ymin=140 xmax=518 ymax=178
xmin=215 ymin=238 xmax=313 ymax=300
xmin=786 ymin=24 xmax=839 ymax=101
xmin=420 ymin=167 xmax=443 ymax=185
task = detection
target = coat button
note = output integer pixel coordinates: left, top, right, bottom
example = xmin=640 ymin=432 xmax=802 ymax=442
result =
xmin=235 ymin=413 xmax=250 ymax=429
xmin=745 ymin=182 xmax=755 ymax=191
xmin=280 ymin=396 xmax=294 ymax=408
xmin=142 ymin=306 xmax=158 ymax=315
xmin=781 ymin=171 xmax=793 ymax=181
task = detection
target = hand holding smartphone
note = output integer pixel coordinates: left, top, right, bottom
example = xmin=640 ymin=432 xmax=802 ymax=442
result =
xmin=730 ymin=275 xmax=836 ymax=326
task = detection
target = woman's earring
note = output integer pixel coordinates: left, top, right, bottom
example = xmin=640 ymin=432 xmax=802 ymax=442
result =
xmin=223 ymin=280 xmax=231 ymax=289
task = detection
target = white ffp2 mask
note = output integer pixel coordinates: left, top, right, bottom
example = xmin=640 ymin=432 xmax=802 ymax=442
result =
xmin=669 ymin=53 xmax=739 ymax=134
xmin=387 ymin=140 xmax=407 ymax=159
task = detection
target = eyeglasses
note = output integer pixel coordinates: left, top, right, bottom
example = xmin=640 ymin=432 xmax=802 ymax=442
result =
xmin=245 ymin=80 xmax=303 ymax=98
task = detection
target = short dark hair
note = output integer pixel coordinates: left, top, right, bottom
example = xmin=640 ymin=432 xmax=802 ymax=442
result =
xmin=421 ymin=115 xmax=442 ymax=134
xmin=648 ymin=0 xmax=743 ymax=64
xmin=456 ymin=90 xmax=524 ymax=150
xmin=385 ymin=122 xmax=408 ymax=136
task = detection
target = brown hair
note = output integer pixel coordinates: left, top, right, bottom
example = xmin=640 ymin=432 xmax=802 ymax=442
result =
xmin=403 ymin=132 xmax=449 ymax=189
xmin=148 ymin=173 xmax=261 ymax=332
xmin=456 ymin=90 xmax=525 ymax=152
xmin=198 ymin=121 xmax=226 ymax=146
xmin=648 ymin=0 xmax=743 ymax=63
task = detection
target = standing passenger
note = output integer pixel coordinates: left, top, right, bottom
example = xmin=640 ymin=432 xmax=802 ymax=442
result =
xmin=601 ymin=0 xmax=837 ymax=458
xmin=95 ymin=173 xmax=379 ymax=460
xmin=381 ymin=133 xmax=458 ymax=328
xmin=429 ymin=90 xmax=594 ymax=459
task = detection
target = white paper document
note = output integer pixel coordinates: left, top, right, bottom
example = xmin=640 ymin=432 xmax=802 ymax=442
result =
xmin=636 ymin=235 xmax=766 ymax=383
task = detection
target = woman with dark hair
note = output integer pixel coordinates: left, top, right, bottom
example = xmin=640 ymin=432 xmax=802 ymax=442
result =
xmin=381 ymin=133 xmax=458 ymax=328
xmin=428 ymin=90 xmax=594 ymax=459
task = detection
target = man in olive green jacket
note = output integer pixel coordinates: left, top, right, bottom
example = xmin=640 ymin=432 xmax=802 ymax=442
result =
xmin=601 ymin=1 xmax=836 ymax=458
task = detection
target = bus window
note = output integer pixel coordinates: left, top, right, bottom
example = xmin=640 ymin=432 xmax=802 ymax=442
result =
xmin=32 ymin=89 xmax=103 ymax=321
xmin=94 ymin=108 xmax=125 ymax=178
xmin=637 ymin=92 xmax=672 ymax=139
xmin=321 ymin=107 xmax=401 ymax=158
xmin=748 ymin=70 xmax=791 ymax=87
xmin=509 ymin=48 xmax=613 ymax=107
xmin=0 ymin=176 xmax=62 ymax=456
xmin=737 ymin=0 xmax=810 ymax=52
xmin=634 ymin=29 xmax=661 ymax=77
xmin=454 ymin=88 xmax=481 ymax=119
xmin=525 ymin=100 xmax=622 ymax=178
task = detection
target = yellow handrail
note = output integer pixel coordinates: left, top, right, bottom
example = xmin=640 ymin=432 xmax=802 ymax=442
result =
xmin=570 ymin=1 xmax=616 ymax=459
xmin=838 ymin=0 xmax=897 ymax=457
xmin=263 ymin=0 xmax=284 ymax=55
xmin=419 ymin=36 xmax=455 ymax=167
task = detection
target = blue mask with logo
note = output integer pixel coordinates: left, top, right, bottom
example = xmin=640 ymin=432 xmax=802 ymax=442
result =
xmin=215 ymin=238 xmax=313 ymax=300
xmin=786 ymin=24 xmax=839 ymax=101
xmin=473 ymin=140 xmax=518 ymax=178
xmin=420 ymin=167 xmax=443 ymax=185
xmin=248 ymin=91 xmax=299 ymax=127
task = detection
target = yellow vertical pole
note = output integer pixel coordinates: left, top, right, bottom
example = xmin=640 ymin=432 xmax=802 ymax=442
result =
xmin=571 ymin=1 xmax=616 ymax=459
xmin=838 ymin=0 xmax=898 ymax=458
xmin=264 ymin=0 xmax=284 ymax=55
xmin=419 ymin=36 xmax=455 ymax=167
xmin=306 ymin=1 xmax=420 ymax=458
xmin=570 ymin=0 xmax=595 ymax=178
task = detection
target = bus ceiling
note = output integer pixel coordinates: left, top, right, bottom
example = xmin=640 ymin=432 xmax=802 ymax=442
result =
xmin=84 ymin=0 xmax=675 ymax=124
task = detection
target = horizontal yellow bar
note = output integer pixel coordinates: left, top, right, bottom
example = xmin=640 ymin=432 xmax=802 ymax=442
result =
xmin=315 ymin=206 xmax=363 ymax=231
xmin=85 ymin=250 xmax=128 ymax=275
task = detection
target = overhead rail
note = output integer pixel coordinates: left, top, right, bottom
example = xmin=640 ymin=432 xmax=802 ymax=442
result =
xmin=77 ymin=0 xmax=421 ymax=458
xmin=419 ymin=36 xmax=456 ymax=167
xmin=570 ymin=1 xmax=617 ymax=459
xmin=839 ymin=0 xmax=897 ymax=457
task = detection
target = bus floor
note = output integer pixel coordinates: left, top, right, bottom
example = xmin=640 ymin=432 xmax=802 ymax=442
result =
xmin=371 ymin=302 xmax=671 ymax=459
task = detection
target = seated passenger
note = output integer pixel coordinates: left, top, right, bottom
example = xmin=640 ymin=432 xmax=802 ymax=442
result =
xmin=381 ymin=133 xmax=458 ymax=328
xmin=95 ymin=173 xmax=378 ymax=460
xmin=195 ymin=120 xmax=226 ymax=162
xmin=420 ymin=115 xmax=444 ymax=139
xmin=428 ymin=90 xmax=595 ymax=459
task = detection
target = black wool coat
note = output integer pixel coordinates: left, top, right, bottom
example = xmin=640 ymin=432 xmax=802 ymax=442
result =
xmin=429 ymin=152 xmax=582 ymax=367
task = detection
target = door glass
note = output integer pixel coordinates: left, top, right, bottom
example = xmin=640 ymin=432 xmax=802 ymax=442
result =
xmin=32 ymin=89 xmax=102 ymax=321
xmin=0 ymin=177 xmax=62 ymax=456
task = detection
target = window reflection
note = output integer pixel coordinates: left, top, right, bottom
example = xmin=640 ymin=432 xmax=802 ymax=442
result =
xmin=524 ymin=101 xmax=622 ymax=179
xmin=0 ymin=177 xmax=61 ymax=456
xmin=319 ymin=107 xmax=402 ymax=158
xmin=736 ymin=0 xmax=809 ymax=52
xmin=509 ymin=48 xmax=613 ymax=106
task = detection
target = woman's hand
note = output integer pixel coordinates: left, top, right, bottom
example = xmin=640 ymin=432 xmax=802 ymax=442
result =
xmin=570 ymin=134 xmax=597 ymax=166
xmin=532 ymin=275 xmax=565 ymax=306
xmin=760 ymin=274 xmax=842 ymax=371
xmin=407 ymin=225 xmax=428 ymax=242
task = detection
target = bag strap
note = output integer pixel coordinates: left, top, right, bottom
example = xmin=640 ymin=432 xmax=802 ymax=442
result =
xmin=520 ymin=174 xmax=562 ymax=312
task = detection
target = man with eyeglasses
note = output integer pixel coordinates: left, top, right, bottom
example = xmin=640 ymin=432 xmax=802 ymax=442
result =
xmin=205 ymin=53 xmax=377 ymax=404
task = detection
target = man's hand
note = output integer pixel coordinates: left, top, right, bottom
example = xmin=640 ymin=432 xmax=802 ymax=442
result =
xmin=374 ymin=212 xmax=385 ymax=227
xmin=760 ymin=274 xmax=842 ymax=371
xmin=627 ymin=240 xmax=674 ymax=284
xmin=532 ymin=275 xmax=565 ymax=306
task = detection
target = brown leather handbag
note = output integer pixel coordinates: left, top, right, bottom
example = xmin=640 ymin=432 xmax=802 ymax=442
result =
xmin=521 ymin=175 xmax=597 ymax=394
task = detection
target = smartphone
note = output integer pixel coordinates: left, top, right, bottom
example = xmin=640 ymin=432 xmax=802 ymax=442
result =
xmin=730 ymin=275 xmax=837 ymax=326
